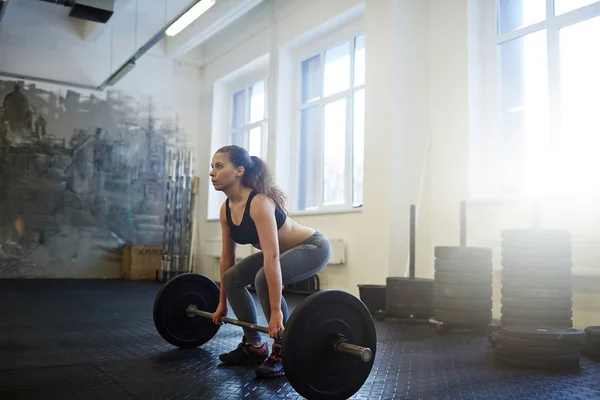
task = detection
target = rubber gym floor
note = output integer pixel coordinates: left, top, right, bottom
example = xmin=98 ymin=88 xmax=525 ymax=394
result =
xmin=1 ymin=279 xmax=599 ymax=400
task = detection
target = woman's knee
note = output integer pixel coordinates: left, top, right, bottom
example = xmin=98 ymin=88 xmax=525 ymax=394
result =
xmin=254 ymin=269 xmax=267 ymax=293
xmin=221 ymin=267 xmax=239 ymax=292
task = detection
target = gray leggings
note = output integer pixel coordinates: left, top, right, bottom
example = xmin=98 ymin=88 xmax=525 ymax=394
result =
xmin=221 ymin=231 xmax=331 ymax=343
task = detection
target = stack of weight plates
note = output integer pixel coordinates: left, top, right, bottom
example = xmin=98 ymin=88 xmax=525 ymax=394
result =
xmin=385 ymin=277 xmax=434 ymax=319
xmin=583 ymin=326 xmax=600 ymax=360
xmin=433 ymin=246 xmax=493 ymax=328
xmin=500 ymin=229 xmax=573 ymax=328
xmin=491 ymin=325 xmax=584 ymax=370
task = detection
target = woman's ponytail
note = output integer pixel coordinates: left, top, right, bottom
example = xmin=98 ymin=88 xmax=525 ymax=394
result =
xmin=216 ymin=146 xmax=287 ymax=212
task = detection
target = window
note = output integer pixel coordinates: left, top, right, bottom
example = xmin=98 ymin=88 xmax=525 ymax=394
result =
xmin=295 ymin=33 xmax=365 ymax=212
xmin=230 ymin=79 xmax=268 ymax=159
xmin=494 ymin=0 xmax=600 ymax=197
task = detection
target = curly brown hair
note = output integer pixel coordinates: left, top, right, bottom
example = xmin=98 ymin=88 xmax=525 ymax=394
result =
xmin=216 ymin=145 xmax=287 ymax=212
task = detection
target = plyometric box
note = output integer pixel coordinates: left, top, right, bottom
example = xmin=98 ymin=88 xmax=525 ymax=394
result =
xmin=122 ymin=244 xmax=163 ymax=280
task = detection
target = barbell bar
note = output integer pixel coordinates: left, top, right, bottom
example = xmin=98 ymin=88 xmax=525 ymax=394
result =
xmin=153 ymin=273 xmax=378 ymax=400
xmin=185 ymin=304 xmax=373 ymax=362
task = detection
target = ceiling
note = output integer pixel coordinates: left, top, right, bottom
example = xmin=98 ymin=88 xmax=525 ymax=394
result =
xmin=0 ymin=0 xmax=266 ymax=88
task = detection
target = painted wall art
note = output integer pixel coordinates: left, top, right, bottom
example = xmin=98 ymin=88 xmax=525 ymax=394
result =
xmin=0 ymin=80 xmax=188 ymax=278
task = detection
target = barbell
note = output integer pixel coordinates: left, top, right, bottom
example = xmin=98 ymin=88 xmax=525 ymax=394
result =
xmin=153 ymin=273 xmax=377 ymax=400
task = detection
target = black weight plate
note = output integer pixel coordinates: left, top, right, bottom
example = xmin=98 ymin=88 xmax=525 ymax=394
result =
xmin=434 ymin=259 xmax=492 ymax=273
xmin=434 ymin=271 xmax=492 ymax=286
xmin=386 ymin=303 xmax=433 ymax=318
xmin=501 ymin=297 xmax=572 ymax=309
xmin=585 ymin=327 xmax=600 ymax=347
xmin=501 ymin=238 xmax=571 ymax=247
xmin=492 ymin=331 xmax=581 ymax=348
xmin=501 ymin=256 xmax=572 ymax=270
xmin=434 ymin=296 xmax=492 ymax=312
xmin=500 ymin=325 xmax=583 ymax=341
xmin=585 ymin=326 xmax=600 ymax=338
xmin=386 ymin=278 xmax=434 ymax=313
xmin=501 ymin=306 xmax=572 ymax=320
xmin=153 ymin=273 xmax=221 ymax=349
xmin=501 ymin=248 xmax=572 ymax=258
xmin=586 ymin=336 xmax=600 ymax=347
xmin=434 ymin=246 xmax=492 ymax=261
xmin=501 ymin=279 xmax=572 ymax=290
xmin=582 ymin=344 xmax=600 ymax=359
xmin=386 ymin=288 xmax=434 ymax=301
xmin=433 ymin=309 xmax=492 ymax=325
xmin=386 ymin=277 xmax=434 ymax=288
xmin=501 ymin=316 xmax=573 ymax=328
xmin=282 ymin=290 xmax=376 ymax=400
xmin=501 ymin=286 xmax=572 ymax=299
xmin=494 ymin=353 xmax=580 ymax=370
xmin=495 ymin=343 xmax=580 ymax=356
xmin=501 ymin=268 xmax=572 ymax=281
xmin=500 ymin=326 xmax=583 ymax=344
xmin=501 ymin=229 xmax=571 ymax=241
xmin=495 ymin=347 xmax=580 ymax=363
xmin=434 ymin=283 xmax=492 ymax=299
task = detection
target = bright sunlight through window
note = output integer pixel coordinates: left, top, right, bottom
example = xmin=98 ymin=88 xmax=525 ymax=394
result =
xmin=496 ymin=0 xmax=600 ymax=198
xmin=230 ymin=80 xmax=268 ymax=159
xmin=297 ymin=34 xmax=365 ymax=212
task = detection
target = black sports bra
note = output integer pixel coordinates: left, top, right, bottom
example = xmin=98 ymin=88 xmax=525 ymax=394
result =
xmin=225 ymin=190 xmax=287 ymax=245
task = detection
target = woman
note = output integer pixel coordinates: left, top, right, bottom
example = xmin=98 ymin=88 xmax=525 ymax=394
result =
xmin=209 ymin=145 xmax=331 ymax=378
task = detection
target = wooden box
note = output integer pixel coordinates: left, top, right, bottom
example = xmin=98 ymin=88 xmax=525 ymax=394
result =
xmin=121 ymin=244 xmax=163 ymax=280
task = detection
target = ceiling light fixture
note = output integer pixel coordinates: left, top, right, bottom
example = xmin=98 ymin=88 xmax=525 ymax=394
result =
xmin=166 ymin=0 xmax=216 ymax=37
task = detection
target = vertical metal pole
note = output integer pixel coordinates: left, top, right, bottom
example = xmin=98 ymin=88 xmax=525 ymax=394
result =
xmin=409 ymin=204 xmax=416 ymax=279
xmin=160 ymin=150 xmax=174 ymax=282
xmin=460 ymin=201 xmax=466 ymax=247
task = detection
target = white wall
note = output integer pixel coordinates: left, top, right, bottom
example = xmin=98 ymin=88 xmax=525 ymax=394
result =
xmin=191 ymin=0 xmax=599 ymax=328
xmin=194 ymin=0 xmax=397 ymax=293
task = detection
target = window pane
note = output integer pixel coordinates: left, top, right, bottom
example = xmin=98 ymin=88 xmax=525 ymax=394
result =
xmin=248 ymin=126 xmax=261 ymax=157
xmin=555 ymin=0 xmax=599 ymax=15
xmin=323 ymin=99 xmax=346 ymax=205
xmin=497 ymin=0 xmax=546 ymax=34
xmin=301 ymin=55 xmax=321 ymax=104
xmin=231 ymin=131 xmax=245 ymax=148
xmin=232 ymin=89 xmax=246 ymax=129
xmin=354 ymin=34 xmax=365 ymax=86
xmin=249 ymin=80 xmax=265 ymax=123
xmin=353 ymin=89 xmax=365 ymax=207
xmin=499 ymin=29 xmax=549 ymax=195
xmin=298 ymin=106 xmax=320 ymax=210
xmin=324 ymin=41 xmax=351 ymax=97
xmin=558 ymin=15 xmax=600 ymax=191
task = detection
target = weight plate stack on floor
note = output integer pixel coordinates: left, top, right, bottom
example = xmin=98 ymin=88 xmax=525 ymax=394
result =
xmin=433 ymin=246 xmax=493 ymax=328
xmin=500 ymin=229 xmax=574 ymax=328
xmin=386 ymin=277 xmax=434 ymax=318
xmin=432 ymin=202 xmax=494 ymax=331
xmin=583 ymin=326 xmax=600 ymax=360
xmin=491 ymin=325 xmax=585 ymax=370
xmin=386 ymin=205 xmax=433 ymax=321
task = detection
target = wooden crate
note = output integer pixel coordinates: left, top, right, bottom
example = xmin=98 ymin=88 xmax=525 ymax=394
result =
xmin=121 ymin=244 xmax=163 ymax=280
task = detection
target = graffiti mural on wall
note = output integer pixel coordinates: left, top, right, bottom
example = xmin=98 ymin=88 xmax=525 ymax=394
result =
xmin=0 ymin=80 xmax=187 ymax=277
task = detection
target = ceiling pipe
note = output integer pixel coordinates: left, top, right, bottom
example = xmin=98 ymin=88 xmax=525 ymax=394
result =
xmin=0 ymin=0 xmax=10 ymax=23
xmin=0 ymin=0 xmax=212 ymax=91
xmin=37 ymin=0 xmax=114 ymax=23
xmin=37 ymin=0 xmax=76 ymax=6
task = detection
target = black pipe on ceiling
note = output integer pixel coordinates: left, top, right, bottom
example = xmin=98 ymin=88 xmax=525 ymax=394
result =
xmin=37 ymin=0 xmax=76 ymax=6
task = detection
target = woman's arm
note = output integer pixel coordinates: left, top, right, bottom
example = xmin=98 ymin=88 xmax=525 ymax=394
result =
xmin=250 ymin=195 xmax=282 ymax=319
xmin=219 ymin=201 xmax=237 ymax=304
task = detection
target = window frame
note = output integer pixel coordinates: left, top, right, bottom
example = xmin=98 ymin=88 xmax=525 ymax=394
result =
xmin=478 ymin=0 xmax=600 ymax=200
xmin=228 ymin=77 xmax=269 ymax=160
xmin=290 ymin=19 xmax=365 ymax=213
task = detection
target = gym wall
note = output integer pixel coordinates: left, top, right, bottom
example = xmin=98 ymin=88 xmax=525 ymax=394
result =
xmin=0 ymin=60 xmax=201 ymax=278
